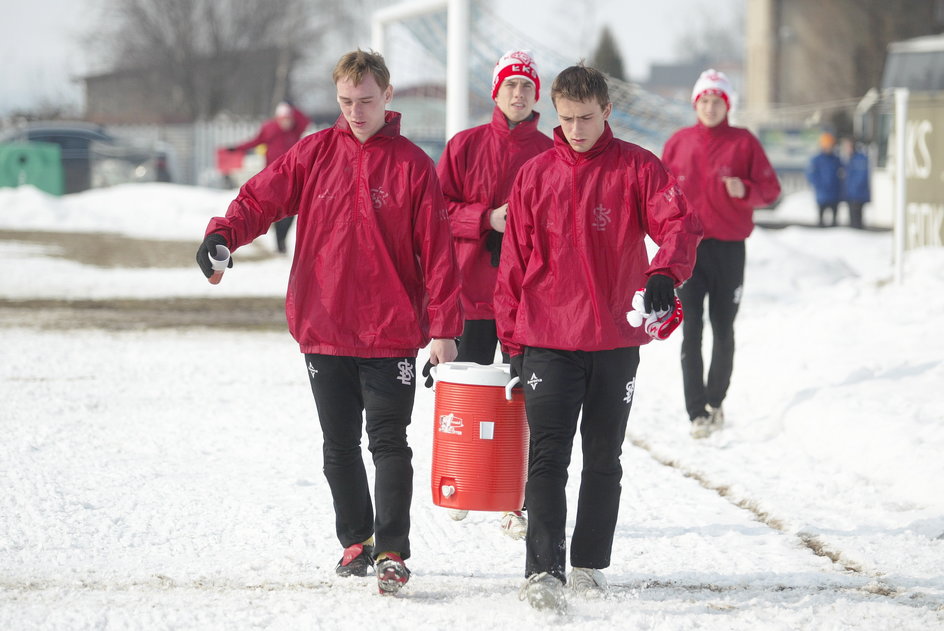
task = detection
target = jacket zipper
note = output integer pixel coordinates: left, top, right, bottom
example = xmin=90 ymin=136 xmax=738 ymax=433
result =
xmin=571 ymin=160 xmax=579 ymax=248
xmin=355 ymin=142 xmax=365 ymax=223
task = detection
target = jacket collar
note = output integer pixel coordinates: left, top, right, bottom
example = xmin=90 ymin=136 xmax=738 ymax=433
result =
xmin=334 ymin=110 xmax=402 ymax=142
xmin=695 ymin=118 xmax=730 ymax=136
xmin=552 ymin=121 xmax=614 ymax=163
xmin=489 ymin=106 xmax=543 ymax=139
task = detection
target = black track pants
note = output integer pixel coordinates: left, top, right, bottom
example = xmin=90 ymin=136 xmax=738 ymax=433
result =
xmin=520 ymin=346 xmax=640 ymax=582
xmin=274 ymin=216 xmax=294 ymax=253
xmin=847 ymin=201 xmax=865 ymax=229
xmin=677 ymin=239 xmax=745 ymax=420
xmin=304 ymin=354 xmax=416 ymax=559
xmin=817 ymin=203 xmax=839 ymax=227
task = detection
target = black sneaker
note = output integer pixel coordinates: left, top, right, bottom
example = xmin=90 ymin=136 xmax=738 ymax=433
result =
xmin=376 ymin=553 xmax=411 ymax=595
xmin=335 ymin=542 xmax=374 ymax=577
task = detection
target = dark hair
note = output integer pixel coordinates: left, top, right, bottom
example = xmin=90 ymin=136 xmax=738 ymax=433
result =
xmin=551 ymin=63 xmax=609 ymax=109
xmin=332 ymin=49 xmax=391 ymax=90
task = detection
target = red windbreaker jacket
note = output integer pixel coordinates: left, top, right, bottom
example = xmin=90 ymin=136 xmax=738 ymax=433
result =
xmin=436 ymin=107 xmax=552 ymax=320
xmin=661 ymin=120 xmax=781 ymax=241
xmin=495 ymin=124 xmax=703 ymax=356
xmin=232 ymin=106 xmax=311 ymax=165
xmin=207 ymin=112 xmax=463 ymax=358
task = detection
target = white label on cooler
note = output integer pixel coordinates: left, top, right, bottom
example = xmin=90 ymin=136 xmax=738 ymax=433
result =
xmin=439 ymin=413 xmax=464 ymax=435
xmin=479 ymin=421 xmax=495 ymax=440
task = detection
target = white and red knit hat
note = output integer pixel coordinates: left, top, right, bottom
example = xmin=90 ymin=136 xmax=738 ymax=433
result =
xmin=691 ymin=69 xmax=733 ymax=110
xmin=275 ymin=102 xmax=293 ymax=118
xmin=491 ymin=50 xmax=540 ymax=101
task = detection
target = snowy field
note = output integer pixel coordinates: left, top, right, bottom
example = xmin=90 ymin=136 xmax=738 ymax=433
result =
xmin=1 ymin=183 xmax=942 ymax=630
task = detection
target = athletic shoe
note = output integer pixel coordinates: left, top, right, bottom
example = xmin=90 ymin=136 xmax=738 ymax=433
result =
xmin=690 ymin=413 xmax=715 ymax=439
xmin=519 ymin=572 xmax=566 ymax=612
xmin=708 ymin=404 xmax=725 ymax=429
xmin=568 ymin=567 xmax=607 ymax=599
xmin=376 ymin=552 xmax=411 ymax=595
xmin=335 ymin=541 xmax=374 ymax=577
xmin=500 ymin=511 xmax=527 ymax=540
xmin=448 ymin=509 xmax=469 ymax=521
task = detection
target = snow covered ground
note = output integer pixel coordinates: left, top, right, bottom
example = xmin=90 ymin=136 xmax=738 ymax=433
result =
xmin=1 ymin=183 xmax=942 ymax=630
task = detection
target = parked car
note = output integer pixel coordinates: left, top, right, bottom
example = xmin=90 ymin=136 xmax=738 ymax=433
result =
xmin=0 ymin=121 xmax=172 ymax=193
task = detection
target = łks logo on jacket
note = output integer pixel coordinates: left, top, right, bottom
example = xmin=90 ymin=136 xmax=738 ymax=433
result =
xmin=663 ymin=184 xmax=682 ymax=203
xmin=592 ymin=204 xmax=612 ymax=231
xmin=370 ymin=186 xmax=389 ymax=209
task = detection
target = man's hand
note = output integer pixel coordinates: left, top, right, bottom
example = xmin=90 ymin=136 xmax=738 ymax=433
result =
xmin=489 ymin=203 xmax=509 ymax=233
xmin=723 ymin=176 xmax=746 ymax=199
xmin=428 ymin=338 xmax=458 ymax=366
xmin=643 ymin=274 xmax=675 ymax=313
xmin=196 ymin=233 xmax=232 ymax=279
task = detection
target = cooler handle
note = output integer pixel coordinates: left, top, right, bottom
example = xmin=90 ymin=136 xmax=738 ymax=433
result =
xmin=505 ymin=376 xmax=520 ymax=401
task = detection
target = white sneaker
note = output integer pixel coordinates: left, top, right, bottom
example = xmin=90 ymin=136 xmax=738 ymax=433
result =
xmin=500 ymin=511 xmax=527 ymax=540
xmin=708 ymin=404 xmax=725 ymax=429
xmin=448 ymin=509 xmax=469 ymax=521
xmin=569 ymin=567 xmax=607 ymax=599
xmin=519 ymin=572 xmax=566 ymax=612
xmin=690 ymin=413 xmax=714 ymax=439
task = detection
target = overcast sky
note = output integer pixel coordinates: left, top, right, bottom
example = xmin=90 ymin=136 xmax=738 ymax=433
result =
xmin=0 ymin=0 xmax=744 ymax=116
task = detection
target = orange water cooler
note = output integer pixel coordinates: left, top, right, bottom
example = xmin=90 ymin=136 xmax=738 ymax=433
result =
xmin=431 ymin=362 xmax=528 ymax=512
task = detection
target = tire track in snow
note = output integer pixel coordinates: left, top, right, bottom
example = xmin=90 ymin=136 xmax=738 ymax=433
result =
xmin=625 ymin=434 xmax=943 ymax=611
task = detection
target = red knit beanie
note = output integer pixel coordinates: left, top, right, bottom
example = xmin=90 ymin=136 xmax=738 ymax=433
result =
xmin=491 ymin=50 xmax=540 ymax=101
xmin=691 ymin=69 xmax=733 ymax=110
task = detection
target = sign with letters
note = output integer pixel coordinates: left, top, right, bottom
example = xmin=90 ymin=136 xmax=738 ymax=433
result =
xmin=905 ymin=93 xmax=944 ymax=249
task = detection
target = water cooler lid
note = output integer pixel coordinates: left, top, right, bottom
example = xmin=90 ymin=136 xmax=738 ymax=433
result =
xmin=434 ymin=362 xmax=512 ymax=387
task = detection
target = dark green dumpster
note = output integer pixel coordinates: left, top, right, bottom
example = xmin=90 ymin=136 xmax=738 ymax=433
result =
xmin=0 ymin=142 xmax=64 ymax=196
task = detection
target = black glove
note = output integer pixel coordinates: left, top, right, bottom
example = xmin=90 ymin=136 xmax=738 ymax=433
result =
xmin=422 ymin=360 xmax=434 ymax=388
xmin=196 ymin=233 xmax=232 ymax=279
xmin=509 ymin=355 xmax=523 ymax=382
xmin=485 ymin=230 xmax=503 ymax=268
xmin=643 ymin=274 xmax=675 ymax=313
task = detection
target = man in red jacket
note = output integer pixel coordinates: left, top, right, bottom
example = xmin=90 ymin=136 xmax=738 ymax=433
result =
xmin=495 ymin=64 xmax=702 ymax=611
xmin=225 ymin=101 xmax=310 ymax=254
xmin=196 ymin=50 xmax=462 ymax=596
xmin=434 ymin=49 xmax=552 ymax=536
xmin=662 ymin=69 xmax=781 ymax=439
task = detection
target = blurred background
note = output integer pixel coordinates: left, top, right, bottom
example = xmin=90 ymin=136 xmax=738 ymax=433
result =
xmin=0 ymin=0 xmax=942 ymax=234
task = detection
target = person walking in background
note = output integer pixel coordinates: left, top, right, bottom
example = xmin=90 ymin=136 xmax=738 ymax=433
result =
xmin=197 ymin=50 xmax=462 ymax=596
xmin=496 ymin=63 xmax=702 ymax=611
xmin=806 ymin=132 xmax=842 ymax=228
xmin=433 ymin=49 xmax=552 ymax=538
xmin=840 ymin=136 xmax=870 ymax=229
xmin=224 ymin=101 xmax=310 ymax=253
xmin=661 ymin=69 xmax=781 ymax=439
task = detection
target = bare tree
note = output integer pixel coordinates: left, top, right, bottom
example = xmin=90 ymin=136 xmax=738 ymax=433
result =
xmin=673 ymin=7 xmax=745 ymax=66
xmin=87 ymin=0 xmax=358 ymax=120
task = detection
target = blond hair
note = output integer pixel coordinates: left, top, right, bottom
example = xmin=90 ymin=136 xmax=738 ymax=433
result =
xmin=332 ymin=49 xmax=391 ymax=90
